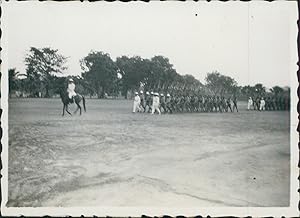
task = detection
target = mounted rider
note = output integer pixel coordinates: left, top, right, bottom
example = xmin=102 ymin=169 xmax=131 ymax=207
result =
xmin=67 ymin=78 xmax=77 ymax=103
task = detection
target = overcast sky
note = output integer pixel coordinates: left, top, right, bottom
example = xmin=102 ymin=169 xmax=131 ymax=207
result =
xmin=3 ymin=1 xmax=297 ymax=88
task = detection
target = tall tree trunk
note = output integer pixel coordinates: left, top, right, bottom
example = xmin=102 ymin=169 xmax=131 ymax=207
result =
xmin=96 ymin=85 xmax=101 ymax=99
xmin=101 ymin=87 xmax=105 ymax=98
xmin=45 ymin=87 xmax=49 ymax=98
xmin=124 ymin=87 xmax=128 ymax=99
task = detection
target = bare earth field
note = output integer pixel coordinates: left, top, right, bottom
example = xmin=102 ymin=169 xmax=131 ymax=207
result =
xmin=8 ymin=98 xmax=290 ymax=207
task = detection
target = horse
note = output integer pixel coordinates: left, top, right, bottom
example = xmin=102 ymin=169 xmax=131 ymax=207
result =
xmin=60 ymin=90 xmax=86 ymax=116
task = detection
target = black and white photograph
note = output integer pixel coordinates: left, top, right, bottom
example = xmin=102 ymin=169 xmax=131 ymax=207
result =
xmin=1 ymin=1 xmax=299 ymax=217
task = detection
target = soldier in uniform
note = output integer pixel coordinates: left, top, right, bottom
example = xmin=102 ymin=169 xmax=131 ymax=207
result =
xmin=139 ymin=90 xmax=145 ymax=112
xmin=279 ymin=96 xmax=285 ymax=110
xmin=170 ymin=94 xmax=177 ymax=113
xmin=132 ymin=92 xmax=141 ymax=113
xmin=179 ymin=95 xmax=185 ymax=112
xmin=145 ymin=91 xmax=151 ymax=113
xmin=194 ymin=95 xmax=199 ymax=112
xmin=190 ymin=95 xmax=196 ymax=112
xmin=221 ymin=96 xmax=226 ymax=112
xmin=212 ymin=96 xmax=217 ymax=112
xmin=151 ymin=92 xmax=161 ymax=115
xmin=255 ymin=96 xmax=260 ymax=111
xmin=286 ymin=96 xmax=290 ymax=111
xmin=150 ymin=91 xmax=154 ymax=112
xmin=226 ymin=97 xmax=232 ymax=112
xmin=198 ymin=95 xmax=203 ymax=112
xmin=271 ymin=96 xmax=276 ymax=110
xmin=216 ymin=96 xmax=222 ymax=112
xmin=259 ymin=97 xmax=265 ymax=111
xmin=185 ymin=95 xmax=191 ymax=112
xmin=160 ymin=93 xmax=167 ymax=113
xmin=247 ymin=97 xmax=253 ymax=110
xmin=208 ymin=96 xmax=213 ymax=112
xmin=204 ymin=96 xmax=209 ymax=112
xmin=165 ymin=93 xmax=173 ymax=113
xmin=265 ymin=96 xmax=271 ymax=111
xmin=232 ymin=96 xmax=238 ymax=112
xmin=275 ymin=96 xmax=280 ymax=110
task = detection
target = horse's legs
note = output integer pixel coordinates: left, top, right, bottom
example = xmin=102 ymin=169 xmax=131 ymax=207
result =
xmin=66 ymin=104 xmax=72 ymax=115
xmin=75 ymin=102 xmax=82 ymax=115
xmin=74 ymin=105 xmax=79 ymax=114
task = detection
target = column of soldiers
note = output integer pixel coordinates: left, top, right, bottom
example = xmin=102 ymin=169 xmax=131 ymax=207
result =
xmin=133 ymin=90 xmax=290 ymax=114
xmin=133 ymin=90 xmax=239 ymax=114
xmin=247 ymin=95 xmax=290 ymax=111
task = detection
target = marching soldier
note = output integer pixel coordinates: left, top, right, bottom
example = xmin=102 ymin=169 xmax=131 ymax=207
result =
xmin=232 ymin=96 xmax=238 ymax=112
xmin=265 ymin=97 xmax=271 ymax=111
xmin=170 ymin=94 xmax=177 ymax=113
xmin=226 ymin=97 xmax=233 ymax=112
xmin=132 ymin=92 xmax=141 ymax=113
xmin=166 ymin=93 xmax=173 ymax=113
xmin=221 ymin=96 xmax=226 ymax=112
xmin=274 ymin=96 xmax=279 ymax=110
xmin=160 ymin=93 xmax=167 ymax=113
xmin=212 ymin=96 xmax=217 ymax=112
xmin=255 ymin=96 xmax=260 ymax=111
xmin=194 ymin=95 xmax=199 ymax=112
xmin=259 ymin=97 xmax=266 ymax=111
xmin=198 ymin=95 xmax=204 ymax=112
xmin=279 ymin=96 xmax=285 ymax=110
xmin=145 ymin=91 xmax=151 ymax=113
xmin=151 ymin=92 xmax=161 ymax=115
xmin=150 ymin=91 xmax=154 ymax=112
xmin=139 ymin=90 xmax=145 ymax=112
xmin=247 ymin=97 xmax=253 ymax=110
xmin=216 ymin=96 xmax=222 ymax=113
xmin=204 ymin=96 xmax=209 ymax=112
xmin=271 ymin=96 xmax=276 ymax=110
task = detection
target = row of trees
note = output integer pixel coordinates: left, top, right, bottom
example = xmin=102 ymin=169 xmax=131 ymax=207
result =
xmin=9 ymin=47 xmax=290 ymax=99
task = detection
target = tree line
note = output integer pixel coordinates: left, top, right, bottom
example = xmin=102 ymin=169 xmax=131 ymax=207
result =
xmin=9 ymin=47 xmax=290 ymax=99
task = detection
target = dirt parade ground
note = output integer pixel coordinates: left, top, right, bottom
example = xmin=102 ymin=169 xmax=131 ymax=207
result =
xmin=8 ymin=98 xmax=290 ymax=207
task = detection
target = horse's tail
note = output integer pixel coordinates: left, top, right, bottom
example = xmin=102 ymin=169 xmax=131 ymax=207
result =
xmin=82 ymin=96 xmax=86 ymax=112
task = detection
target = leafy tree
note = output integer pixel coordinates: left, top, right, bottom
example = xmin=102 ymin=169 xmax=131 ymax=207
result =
xmin=24 ymin=47 xmax=67 ymax=97
xmin=9 ymin=68 xmax=20 ymax=96
xmin=179 ymin=74 xmax=203 ymax=93
xmin=144 ymin=56 xmax=179 ymax=91
xmin=81 ymin=51 xmax=118 ymax=98
xmin=283 ymin=86 xmax=290 ymax=97
xmin=116 ymin=56 xmax=147 ymax=97
xmin=205 ymin=71 xmax=237 ymax=96
xmin=270 ymin=85 xmax=284 ymax=96
xmin=254 ymin=83 xmax=266 ymax=96
xmin=241 ymin=85 xmax=255 ymax=96
xmin=74 ymin=76 xmax=94 ymax=97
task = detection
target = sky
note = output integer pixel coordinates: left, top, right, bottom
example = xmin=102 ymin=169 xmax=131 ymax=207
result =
xmin=3 ymin=1 xmax=298 ymax=88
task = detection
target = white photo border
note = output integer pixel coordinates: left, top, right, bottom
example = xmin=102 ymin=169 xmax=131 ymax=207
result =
xmin=1 ymin=1 xmax=299 ymax=217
